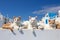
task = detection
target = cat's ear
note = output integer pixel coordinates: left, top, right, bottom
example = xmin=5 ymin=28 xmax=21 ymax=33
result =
xmin=35 ymin=16 xmax=37 ymax=18
xmin=29 ymin=16 xmax=31 ymax=19
xmin=13 ymin=16 xmax=16 ymax=19
xmin=18 ymin=16 xmax=21 ymax=19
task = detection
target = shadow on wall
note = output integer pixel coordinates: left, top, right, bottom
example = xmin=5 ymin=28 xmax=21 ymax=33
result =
xmin=10 ymin=29 xmax=37 ymax=37
xmin=19 ymin=29 xmax=24 ymax=34
xmin=32 ymin=30 xmax=37 ymax=37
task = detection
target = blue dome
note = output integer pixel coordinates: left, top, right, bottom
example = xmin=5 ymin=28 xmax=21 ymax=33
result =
xmin=48 ymin=12 xmax=57 ymax=19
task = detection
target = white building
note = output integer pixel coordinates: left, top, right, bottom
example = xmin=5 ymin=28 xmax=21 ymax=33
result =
xmin=0 ymin=12 xmax=4 ymax=27
xmin=42 ymin=12 xmax=57 ymax=25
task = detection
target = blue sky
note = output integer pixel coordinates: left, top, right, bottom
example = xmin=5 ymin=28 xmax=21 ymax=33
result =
xmin=0 ymin=0 xmax=60 ymax=20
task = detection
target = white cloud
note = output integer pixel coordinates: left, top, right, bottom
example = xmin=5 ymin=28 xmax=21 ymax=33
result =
xmin=33 ymin=6 xmax=60 ymax=14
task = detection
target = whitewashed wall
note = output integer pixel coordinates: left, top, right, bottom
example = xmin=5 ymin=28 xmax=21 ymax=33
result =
xmin=0 ymin=29 xmax=60 ymax=40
